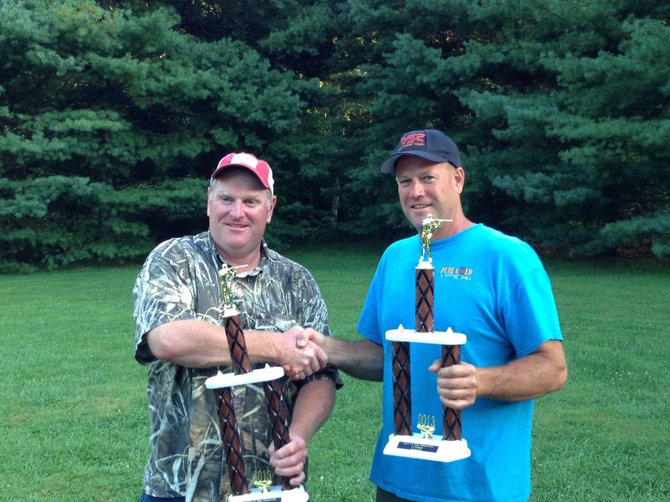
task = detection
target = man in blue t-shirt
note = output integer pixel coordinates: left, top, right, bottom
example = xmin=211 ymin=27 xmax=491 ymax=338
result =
xmin=301 ymin=129 xmax=567 ymax=501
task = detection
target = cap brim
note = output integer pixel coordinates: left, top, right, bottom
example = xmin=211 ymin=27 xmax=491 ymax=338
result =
xmin=378 ymin=151 xmax=453 ymax=174
xmin=211 ymin=164 xmax=271 ymax=190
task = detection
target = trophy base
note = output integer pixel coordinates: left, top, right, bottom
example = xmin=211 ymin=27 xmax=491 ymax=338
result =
xmin=383 ymin=433 xmax=471 ymax=463
xmin=386 ymin=327 xmax=466 ymax=345
xmin=229 ymin=485 xmax=308 ymax=502
xmin=205 ymin=365 xmax=285 ymax=389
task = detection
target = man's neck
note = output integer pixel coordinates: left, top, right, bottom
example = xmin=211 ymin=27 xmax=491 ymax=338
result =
xmin=429 ymin=216 xmax=475 ymax=241
xmin=218 ymin=246 xmax=263 ymax=274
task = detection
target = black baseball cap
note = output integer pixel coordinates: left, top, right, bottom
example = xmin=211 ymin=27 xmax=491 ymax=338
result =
xmin=378 ymin=129 xmax=462 ymax=174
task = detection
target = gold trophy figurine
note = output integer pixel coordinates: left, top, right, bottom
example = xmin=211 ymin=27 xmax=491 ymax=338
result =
xmin=419 ymin=214 xmax=451 ymax=264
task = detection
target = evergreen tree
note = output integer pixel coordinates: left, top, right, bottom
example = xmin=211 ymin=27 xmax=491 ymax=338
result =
xmin=347 ymin=0 xmax=670 ymax=256
xmin=1 ymin=0 xmax=668 ymax=271
xmin=0 ymin=0 xmax=309 ymax=270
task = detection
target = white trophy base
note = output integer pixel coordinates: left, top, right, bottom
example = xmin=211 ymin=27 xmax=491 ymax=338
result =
xmin=386 ymin=326 xmax=466 ymax=345
xmin=383 ymin=433 xmax=471 ymax=463
xmin=205 ymin=364 xmax=285 ymax=389
xmin=229 ymin=485 xmax=308 ymax=502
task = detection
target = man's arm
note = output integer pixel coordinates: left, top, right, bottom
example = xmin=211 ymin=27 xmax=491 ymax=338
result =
xmin=146 ymin=319 xmax=327 ymax=376
xmin=430 ymin=340 xmax=567 ymax=409
xmin=294 ymin=331 xmax=384 ymax=381
xmin=269 ymin=378 xmax=336 ymax=486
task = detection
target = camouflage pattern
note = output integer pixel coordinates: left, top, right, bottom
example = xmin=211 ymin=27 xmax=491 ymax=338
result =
xmin=133 ymin=231 xmax=341 ymax=501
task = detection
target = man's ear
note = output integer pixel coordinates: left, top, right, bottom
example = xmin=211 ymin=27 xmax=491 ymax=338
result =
xmin=267 ymin=195 xmax=277 ymax=223
xmin=455 ymin=167 xmax=465 ymax=194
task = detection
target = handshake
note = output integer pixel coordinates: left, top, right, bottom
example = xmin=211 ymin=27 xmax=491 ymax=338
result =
xmin=278 ymin=326 xmax=329 ymax=380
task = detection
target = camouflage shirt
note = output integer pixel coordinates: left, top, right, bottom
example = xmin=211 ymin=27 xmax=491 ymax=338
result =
xmin=133 ymin=231 xmax=341 ymax=501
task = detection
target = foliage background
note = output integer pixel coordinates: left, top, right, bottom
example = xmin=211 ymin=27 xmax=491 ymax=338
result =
xmin=1 ymin=0 xmax=669 ymax=271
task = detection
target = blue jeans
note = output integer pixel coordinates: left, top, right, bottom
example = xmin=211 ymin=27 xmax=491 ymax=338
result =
xmin=139 ymin=493 xmax=185 ymax=502
xmin=376 ymin=487 xmax=415 ymax=502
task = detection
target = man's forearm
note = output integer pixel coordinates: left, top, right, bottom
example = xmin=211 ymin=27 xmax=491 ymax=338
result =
xmin=477 ymin=340 xmax=567 ymax=401
xmin=146 ymin=320 xmax=304 ymax=369
xmin=290 ymin=379 xmax=336 ymax=442
xmin=324 ymin=337 xmax=384 ymax=381
xmin=147 ymin=319 xmax=235 ymax=367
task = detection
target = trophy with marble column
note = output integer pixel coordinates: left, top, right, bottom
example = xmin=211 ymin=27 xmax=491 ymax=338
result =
xmin=205 ymin=264 xmax=308 ymax=501
xmin=383 ymin=214 xmax=471 ymax=463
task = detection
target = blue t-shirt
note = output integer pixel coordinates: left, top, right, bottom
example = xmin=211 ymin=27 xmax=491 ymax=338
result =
xmin=357 ymin=224 xmax=563 ymax=502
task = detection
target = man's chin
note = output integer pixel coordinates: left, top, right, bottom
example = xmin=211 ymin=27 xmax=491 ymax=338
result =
xmin=404 ymin=210 xmax=430 ymax=228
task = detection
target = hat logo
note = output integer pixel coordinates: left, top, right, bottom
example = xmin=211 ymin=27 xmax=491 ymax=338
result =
xmin=400 ymin=132 xmax=426 ymax=149
xmin=230 ymin=152 xmax=259 ymax=169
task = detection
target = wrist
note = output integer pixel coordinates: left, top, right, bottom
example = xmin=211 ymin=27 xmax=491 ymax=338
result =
xmin=248 ymin=329 xmax=280 ymax=365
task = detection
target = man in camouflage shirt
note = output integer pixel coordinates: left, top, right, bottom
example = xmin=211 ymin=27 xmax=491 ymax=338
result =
xmin=133 ymin=152 xmax=340 ymax=502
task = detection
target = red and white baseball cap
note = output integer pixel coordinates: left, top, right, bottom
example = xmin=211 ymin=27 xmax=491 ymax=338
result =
xmin=210 ymin=152 xmax=274 ymax=195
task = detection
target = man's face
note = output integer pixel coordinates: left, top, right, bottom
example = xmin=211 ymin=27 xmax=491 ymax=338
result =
xmin=207 ymin=168 xmax=276 ymax=261
xmin=395 ymin=156 xmax=464 ymax=239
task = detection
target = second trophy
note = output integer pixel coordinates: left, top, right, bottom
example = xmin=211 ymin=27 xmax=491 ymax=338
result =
xmin=205 ymin=264 xmax=309 ymax=502
xmin=383 ymin=214 xmax=471 ymax=463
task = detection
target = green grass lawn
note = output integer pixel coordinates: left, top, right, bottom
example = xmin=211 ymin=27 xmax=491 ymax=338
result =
xmin=1 ymin=247 xmax=668 ymax=501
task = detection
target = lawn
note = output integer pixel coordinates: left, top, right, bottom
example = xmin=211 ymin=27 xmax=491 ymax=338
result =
xmin=1 ymin=247 xmax=668 ymax=501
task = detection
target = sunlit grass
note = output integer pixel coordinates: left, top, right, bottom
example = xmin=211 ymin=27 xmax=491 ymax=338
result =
xmin=1 ymin=250 xmax=668 ymax=501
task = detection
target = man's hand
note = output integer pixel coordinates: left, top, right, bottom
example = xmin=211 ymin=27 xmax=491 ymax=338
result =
xmin=268 ymin=434 xmax=307 ymax=487
xmin=294 ymin=330 xmax=385 ymax=381
xmin=279 ymin=327 xmax=327 ymax=380
xmin=294 ymin=328 xmax=326 ymax=349
xmin=429 ymin=360 xmax=479 ymax=410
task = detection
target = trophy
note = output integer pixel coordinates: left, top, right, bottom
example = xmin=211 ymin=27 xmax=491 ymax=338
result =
xmin=205 ymin=264 xmax=309 ymax=502
xmin=383 ymin=214 xmax=471 ymax=463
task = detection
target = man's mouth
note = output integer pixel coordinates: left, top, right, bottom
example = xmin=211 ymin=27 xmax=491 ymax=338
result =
xmin=411 ymin=203 xmax=431 ymax=210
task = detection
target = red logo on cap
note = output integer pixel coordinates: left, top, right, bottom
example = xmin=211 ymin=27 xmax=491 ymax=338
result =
xmin=400 ymin=133 xmax=426 ymax=149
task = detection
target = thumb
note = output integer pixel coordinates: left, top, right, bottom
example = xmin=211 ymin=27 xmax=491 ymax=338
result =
xmin=295 ymin=330 xmax=308 ymax=348
xmin=428 ymin=359 xmax=442 ymax=373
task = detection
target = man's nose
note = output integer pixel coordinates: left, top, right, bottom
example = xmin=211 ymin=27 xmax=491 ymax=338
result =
xmin=408 ymin=180 xmax=425 ymax=197
xmin=229 ymin=199 xmax=244 ymax=217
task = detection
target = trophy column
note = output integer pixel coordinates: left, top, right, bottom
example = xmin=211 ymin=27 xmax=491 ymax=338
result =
xmin=205 ymin=264 xmax=308 ymax=502
xmin=391 ymin=341 xmax=412 ymax=436
xmin=441 ymin=344 xmax=463 ymax=441
xmin=262 ymin=377 xmax=293 ymax=491
xmin=215 ymin=313 xmax=251 ymax=496
xmin=390 ymin=265 xmax=434 ymax=436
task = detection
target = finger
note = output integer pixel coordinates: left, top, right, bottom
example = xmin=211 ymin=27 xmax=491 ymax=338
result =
xmin=309 ymin=351 xmax=321 ymax=374
xmin=291 ymin=463 xmax=306 ymax=486
xmin=301 ymin=346 xmax=322 ymax=374
xmin=314 ymin=345 xmax=328 ymax=368
xmin=439 ymin=383 xmax=476 ymax=408
xmin=274 ymin=436 xmax=305 ymax=459
xmin=443 ymin=398 xmax=469 ymax=410
xmin=282 ymin=364 xmax=299 ymax=380
xmin=290 ymin=470 xmax=305 ymax=486
xmin=305 ymin=341 xmax=327 ymax=369
xmin=439 ymin=363 xmax=475 ymax=381
xmin=292 ymin=371 xmax=305 ymax=381
xmin=274 ymin=466 xmax=304 ymax=486
xmin=301 ymin=357 xmax=315 ymax=377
